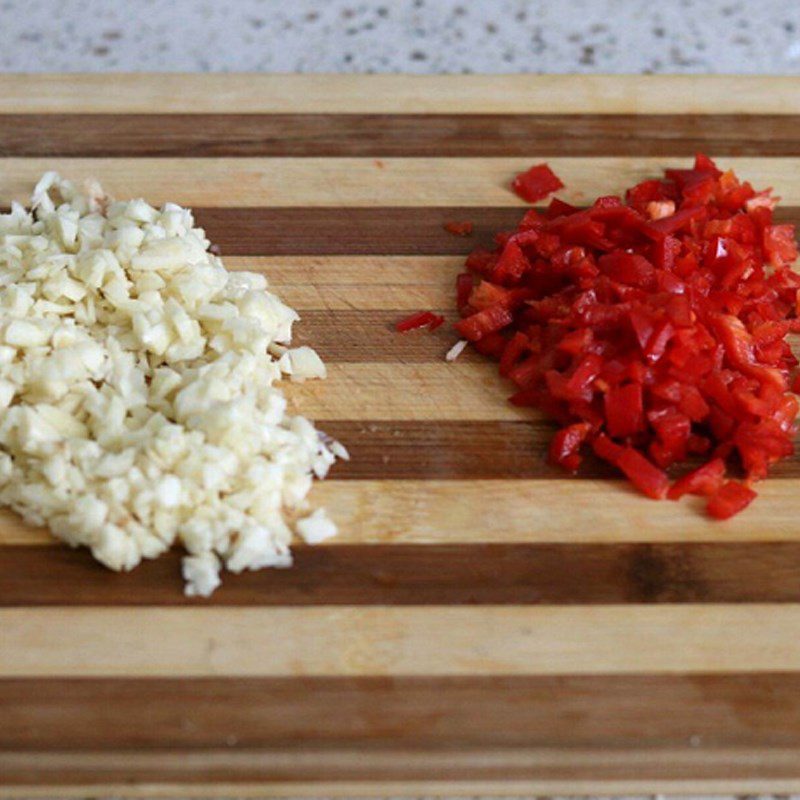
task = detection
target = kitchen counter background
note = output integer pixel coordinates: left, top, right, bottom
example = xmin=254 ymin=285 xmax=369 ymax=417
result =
xmin=3 ymin=2 xmax=800 ymax=800
xmin=0 ymin=0 xmax=799 ymax=73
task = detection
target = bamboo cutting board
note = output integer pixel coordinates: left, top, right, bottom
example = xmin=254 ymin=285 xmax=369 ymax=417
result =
xmin=3 ymin=74 xmax=800 ymax=796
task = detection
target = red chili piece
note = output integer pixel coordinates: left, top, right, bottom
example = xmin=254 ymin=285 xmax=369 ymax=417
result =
xmin=395 ymin=311 xmax=445 ymax=333
xmin=707 ymin=481 xmax=757 ymax=520
xmin=667 ymin=458 xmax=726 ymax=500
xmin=511 ymin=163 xmax=565 ymax=203
xmin=444 ymin=220 xmax=474 ymax=237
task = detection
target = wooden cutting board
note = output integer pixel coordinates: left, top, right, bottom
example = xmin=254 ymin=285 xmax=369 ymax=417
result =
xmin=3 ymin=74 xmax=800 ymax=796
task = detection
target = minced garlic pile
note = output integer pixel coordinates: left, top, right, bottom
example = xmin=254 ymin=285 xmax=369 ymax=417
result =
xmin=0 ymin=174 xmax=346 ymax=596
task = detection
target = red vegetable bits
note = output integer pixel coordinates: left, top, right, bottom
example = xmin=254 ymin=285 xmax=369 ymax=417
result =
xmin=511 ymin=163 xmax=565 ymax=203
xmin=444 ymin=220 xmax=474 ymax=237
xmin=456 ymin=156 xmax=800 ymax=519
xmin=395 ymin=310 xmax=445 ymax=333
xmin=707 ymin=481 xmax=758 ymax=520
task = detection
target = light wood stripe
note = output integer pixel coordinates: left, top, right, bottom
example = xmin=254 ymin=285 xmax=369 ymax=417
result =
xmin=232 ymin=255 xmax=462 ymax=286
xmin=5 ymin=778 xmax=800 ymax=798
xmin=4 ymin=605 xmax=800 ymax=677
xmin=240 ymin=256 xmax=459 ymax=312
xmin=4 ymin=478 xmax=800 ymax=547
xmin=1 ymin=75 xmax=799 ymax=114
xmin=5 ymin=778 xmax=800 ymax=797
xmin=278 ymin=283 xmax=452 ymax=312
xmin=4 ymin=114 xmax=800 ymax=157
xmin=7 ymin=542 xmax=800 ymax=606
xmin=1 ymin=157 xmax=799 ymax=207
xmin=284 ymin=363 xmax=527 ymax=419
xmin=310 ymin=479 xmax=800 ymax=545
xmin=280 ymin=282 xmax=450 ymax=312
xmin=6 ymin=745 xmax=800 ymax=795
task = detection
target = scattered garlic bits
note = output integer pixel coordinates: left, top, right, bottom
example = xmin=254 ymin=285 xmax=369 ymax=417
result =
xmin=445 ymin=339 xmax=468 ymax=363
xmin=0 ymin=174 xmax=346 ymax=596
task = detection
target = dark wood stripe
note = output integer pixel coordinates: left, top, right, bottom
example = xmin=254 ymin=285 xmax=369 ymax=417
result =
xmin=320 ymin=420 xmax=800 ymax=480
xmin=356 ymin=422 xmax=800 ymax=484
xmin=3 ymin=114 xmax=800 ymax=156
xmin=323 ymin=420 xmax=561 ymax=479
xmin=0 ymin=207 xmax=791 ymax=255
xmin=4 ymin=674 xmax=800 ymax=752
xmin=0 ymin=416 xmax=786 ymax=486
xmin=194 ymin=207 xmax=517 ymax=255
xmin=5 ymin=541 xmax=800 ymax=605
xmin=194 ymin=207 xmax=800 ymax=255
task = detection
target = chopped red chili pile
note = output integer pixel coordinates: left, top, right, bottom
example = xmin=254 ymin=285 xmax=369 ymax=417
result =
xmin=396 ymin=310 xmax=445 ymax=333
xmin=455 ymin=155 xmax=800 ymax=519
xmin=444 ymin=220 xmax=474 ymax=237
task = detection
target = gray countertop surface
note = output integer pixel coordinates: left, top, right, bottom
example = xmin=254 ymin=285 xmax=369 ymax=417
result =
xmin=0 ymin=0 xmax=799 ymax=74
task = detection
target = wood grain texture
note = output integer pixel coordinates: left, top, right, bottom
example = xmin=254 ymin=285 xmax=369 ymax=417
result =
xmin=6 ymin=542 xmax=800 ymax=606
xmin=3 ymin=412 xmax=799 ymax=491
xmin=1 ymin=157 xmax=799 ymax=207
xmin=196 ymin=206 xmax=798 ymax=255
xmin=284 ymin=362 xmax=532 ymax=420
xmin=5 ymin=674 xmax=800 ymax=749
xmin=1 ymin=75 xmax=799 ymax=114
xmin=290 ymin=310 xmax=463 ymax=362
xmin=6 ymin=775 xmax=800 ymax=797
xmin=3 ymin=74 xmax=800 ymax=794
xmin=4 ymin=605 xmax=800 ymax=677
xmin=320 ymin=419 xmax=611 ymax=479
xmin=277 ymin=284 xmax=455 ymax=310
xmin=317 ymin=420 xmax=800 ymax=480
xmin=5 ymin=114 xmax=800 ymax=157
xmin=234 ymin=255 xmax=464 ymax=285
xmin=195 ymin=207 xmax=519 ymax=254
xmin=6 ymin=749 xmax=800 ymax=794
xmin=264 ymin=256 xmax=459 ymax=310
xmin=5 ymin=479 xmax=800 ymax=547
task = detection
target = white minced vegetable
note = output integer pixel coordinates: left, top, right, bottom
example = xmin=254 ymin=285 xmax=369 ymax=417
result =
xmin=0 ymin=173 xmax=348 ymax=596
xmin=277 ymin=345 xmax=327 ymax=382
xmin=445 ymin=339 xmax=468 ymax=362
xmin=295 ymin=508 xmax=338 ymax=544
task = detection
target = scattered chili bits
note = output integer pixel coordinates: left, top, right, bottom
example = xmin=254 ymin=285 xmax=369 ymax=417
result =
xmin=455 ymin=155 xmax=800 ymax=519
xmin=396 ymin=310 xmax=445 ymax=332
xmin=443 ymin=220 xmax=474 ymax=237
xmin=511 ymin=163 xmax=565 ymax=203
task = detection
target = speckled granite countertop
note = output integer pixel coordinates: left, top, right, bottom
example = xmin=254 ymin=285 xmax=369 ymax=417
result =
xmin=0 ymin=0 xmax=799 ymax=73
